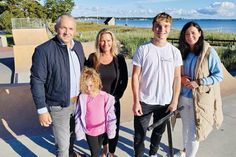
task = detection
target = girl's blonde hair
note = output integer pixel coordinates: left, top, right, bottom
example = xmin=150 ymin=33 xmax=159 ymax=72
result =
xmin=80 ymin=67 xmax=102 ymax=93
xmin=94 ymin=28 xmax=118 ymax=70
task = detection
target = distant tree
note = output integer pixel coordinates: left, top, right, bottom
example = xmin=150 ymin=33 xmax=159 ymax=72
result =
xmin=0 ymin=11 xmax=12 ymax=32
xmin=0 ymin=0 xmax=45 ymax=32
xmin=44 ymin=0 xmax=74 ymax=22
xmin=0 ymin=4 xmax=6 ymax=14
xmin=21 ymin=1 xmax=45 ymax=18
xmin=0 ymin=0 xmax=23 ymax=16
xmin=0 ymin=0 xmax=75 ymax=32
xmin=0 ymin=0 xmax=24 ymax=32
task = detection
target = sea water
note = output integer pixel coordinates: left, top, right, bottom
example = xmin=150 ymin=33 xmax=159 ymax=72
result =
xmin=80 ymin=18 xmax=236 ymax=33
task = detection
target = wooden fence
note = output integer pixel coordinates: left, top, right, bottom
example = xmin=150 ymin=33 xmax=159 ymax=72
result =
xmin=167 ymin=38 xmax=236 ymax=47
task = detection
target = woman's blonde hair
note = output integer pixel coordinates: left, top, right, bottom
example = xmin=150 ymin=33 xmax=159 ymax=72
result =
xmin=80 ymin=67 xmax=102 ymax=93
xmin=93 ymin=28 xmax=118 ymax=70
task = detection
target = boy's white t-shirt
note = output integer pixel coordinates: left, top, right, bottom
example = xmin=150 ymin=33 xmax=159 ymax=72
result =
xmin=133 ymin=41 xmax=183 ymax=105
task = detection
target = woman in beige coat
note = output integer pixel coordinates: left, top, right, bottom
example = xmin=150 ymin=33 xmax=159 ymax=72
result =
xmin=175 ymin=21 xmax=223 ymax=157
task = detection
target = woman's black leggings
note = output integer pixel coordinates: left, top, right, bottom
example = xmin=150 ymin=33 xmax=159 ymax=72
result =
xmin=103 ymin=101 xmax=120 ymax=153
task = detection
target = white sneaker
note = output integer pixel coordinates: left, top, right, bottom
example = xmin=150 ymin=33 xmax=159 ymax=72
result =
xmin=174 ymin=151 xmax=186 ymax=157
xmin=150 ymin=154 xmax=161 ymax=157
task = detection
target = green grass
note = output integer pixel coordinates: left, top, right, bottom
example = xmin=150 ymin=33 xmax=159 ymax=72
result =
xmin=75 ymin=22 xmax=236 ymax=70
xmin=76 ymin=22 xmax=236 ymax=58
xmin=76 ymin=22 xmax=183 ymax=57
xmin=217 ymin=48 xmax=236 ymax=70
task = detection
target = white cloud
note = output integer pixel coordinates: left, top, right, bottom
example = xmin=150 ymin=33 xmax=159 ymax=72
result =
xmin=162 ymin=1 xmax=236 ymax=18
xmin=165 ymin=8 xmax=199 ymax=18
xmin=197 ymin=1 xmax=236 ymax=17
xmin=213 ymin=1 xmax=235 ymax=9
xmin=72 ymin=1 xmax=236 ymax=18
xmin=135 ymin=0 xmax=179 ymax=3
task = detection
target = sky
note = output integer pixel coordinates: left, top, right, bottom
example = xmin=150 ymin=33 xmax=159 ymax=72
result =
xmin=71 ymin=0 xmax=236 ymax=19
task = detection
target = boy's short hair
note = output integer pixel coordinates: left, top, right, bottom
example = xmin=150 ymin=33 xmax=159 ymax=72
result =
xmin=152 ymin=12 xmax=172 ymax=27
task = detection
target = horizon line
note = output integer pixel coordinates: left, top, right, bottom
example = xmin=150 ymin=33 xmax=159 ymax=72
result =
xmin=75 ymin=16 xmax=236 ymax=20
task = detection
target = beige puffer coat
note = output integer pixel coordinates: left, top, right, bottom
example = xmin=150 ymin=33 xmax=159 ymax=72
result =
xmin=192 ymin=41 xmax=223 ymax=141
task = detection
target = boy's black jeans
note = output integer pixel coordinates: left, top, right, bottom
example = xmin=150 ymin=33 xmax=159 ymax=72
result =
xmin=134 ymin=102 xmax=169 ymax=157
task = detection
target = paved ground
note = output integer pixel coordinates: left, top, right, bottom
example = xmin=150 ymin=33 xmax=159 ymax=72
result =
xmin=0 ymin=93 xmax=235 ymax=157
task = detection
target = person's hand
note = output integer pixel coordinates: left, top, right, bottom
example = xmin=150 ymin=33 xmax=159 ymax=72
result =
xmin=38 ymin=112 xmax=52 ymax=127
xmin=182 ymin=76 xmax=199 ymax=89
xmin=133 ymin=102 xmax=143 ymax=116
xmin=166 ymin=102 xmax=177 ymax=113
xmin=185 ymin=80 xmax=199 ymax=89
xmin=181 ymin=75 xmax=191 ymax=86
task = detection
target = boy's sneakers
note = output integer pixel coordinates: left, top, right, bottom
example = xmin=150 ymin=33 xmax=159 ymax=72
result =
xmin=149 ymin=154 xmax=162 ymax=157
xmin=174 ymin=150 xmax=186 ymax=157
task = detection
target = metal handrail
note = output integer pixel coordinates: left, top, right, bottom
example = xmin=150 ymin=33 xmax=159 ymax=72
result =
xmin=147 ymin=106 xmax=184 ymax=157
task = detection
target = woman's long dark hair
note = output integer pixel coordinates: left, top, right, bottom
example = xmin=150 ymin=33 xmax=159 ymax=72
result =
xmin=178 ymin=21 xmax=204 ymax=60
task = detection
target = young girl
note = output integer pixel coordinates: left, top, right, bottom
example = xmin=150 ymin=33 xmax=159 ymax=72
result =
xmin=75 ymin=67 xmax=116 ymax=157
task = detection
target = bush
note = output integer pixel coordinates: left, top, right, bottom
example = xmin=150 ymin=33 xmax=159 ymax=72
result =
xmin=0 ymin=11 xmax=12 ymax=33
xmin=115 ymin=30 xmax=151 ymax=58
xmin=217 ymin=48 xmax=236 ymax=70
xmin=119 ymin=37 xmax=149 ymax=58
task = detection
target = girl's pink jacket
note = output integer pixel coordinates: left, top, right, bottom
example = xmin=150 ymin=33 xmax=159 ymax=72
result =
xmin=74 ymin=91 xmax=116 ymax=141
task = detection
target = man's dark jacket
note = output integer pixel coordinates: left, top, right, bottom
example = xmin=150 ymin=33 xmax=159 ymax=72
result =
xmin=30 ymin=36 xmax=85 ymax=110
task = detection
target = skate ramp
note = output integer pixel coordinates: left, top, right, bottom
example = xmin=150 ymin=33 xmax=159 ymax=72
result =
xmin=0 ymin=84 xmax=51 ymax=140
xmin=13 ymin=45 xmax=37 ymax=83
xmin=0 ymin=48 xmax=14 ymax=83
xmin=220 ymin=64 xmax=236 ymax=97
xmin=12 ymin=29 xmax=49 ymax=45
xmin=12 ymin=28 xmax=49 ymax=83
xmin=0 ymin=62 xmax=12 ymax=83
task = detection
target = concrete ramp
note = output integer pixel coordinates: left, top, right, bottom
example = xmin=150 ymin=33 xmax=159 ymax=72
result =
xmin=0 ymin=48 xmax=14 ymax=84
xmin=13 ymin=45 xmax=37 ymax=83
xmin=0 ymin=81 xmax=133 ymax=136
xmin=220 ymin=64 xmax=236 ymax=97
xmin=0 ymin=84 xmax=50 ymax=140
xmin=12 ymin=29 xmax=49 ymax=45
xmin=0 ymin=62 xmax=13 ymax=83
xmin=11 ymin=28 xmax=49 ymax=83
